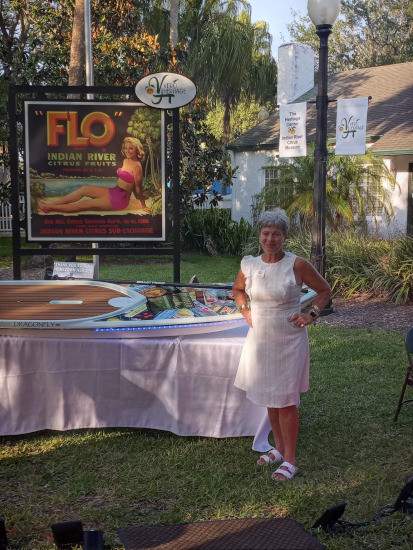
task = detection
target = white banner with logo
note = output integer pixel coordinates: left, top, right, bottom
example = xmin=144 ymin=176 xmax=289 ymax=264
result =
xmin=335 ymin=97 xmax=368 ymax=155
xmin=279 ymin=102 xmax=307 ymax=158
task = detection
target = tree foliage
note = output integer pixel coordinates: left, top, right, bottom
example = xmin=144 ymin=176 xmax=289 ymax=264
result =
xmin=178 ymin=101 xmax=236 ymax=209
xmin=184 ymin=1 xmax=276 ymax=142
xmin=288 ymin=0 xmax=413 ymax=72
xmin=205 ymin=99 xmax=273 ymax=143
xmin=254 ymin=150 xmax=396 ymax=231
xmin=0 ymin=0 xmax=275 ymax=204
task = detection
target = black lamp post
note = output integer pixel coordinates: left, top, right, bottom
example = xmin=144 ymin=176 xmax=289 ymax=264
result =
xmin=308 ymin=0 xmax=341 ymax=277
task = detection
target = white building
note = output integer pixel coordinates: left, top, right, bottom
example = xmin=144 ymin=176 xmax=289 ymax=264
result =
xmin=228 ymin=60 xmax=413 ymax=235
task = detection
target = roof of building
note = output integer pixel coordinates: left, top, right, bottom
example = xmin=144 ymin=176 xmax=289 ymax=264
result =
xmin=227 ymin=61 xmax=413 ymax=154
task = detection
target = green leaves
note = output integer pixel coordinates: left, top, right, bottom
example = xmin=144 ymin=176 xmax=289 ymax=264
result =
xmin=182 ymin=209 xmax=255 ymax=256
xmin=253 ymin=150 xmax=396 ymax=232
xmin=289 ymin=0 xmax=413 ymax=71
xmin=185 ymin=2 xmax=276 ymax=142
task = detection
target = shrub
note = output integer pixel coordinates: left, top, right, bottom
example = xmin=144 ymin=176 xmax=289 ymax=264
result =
xmin=326 ymin=232 xmax=390 ymax=298
xmin=372 ymin=235 xmax=413 ymax=304
xmin=241 ymin=228 xmax=412 ymax=304
xmin=182 ymin=209 xmax=255 ymax=256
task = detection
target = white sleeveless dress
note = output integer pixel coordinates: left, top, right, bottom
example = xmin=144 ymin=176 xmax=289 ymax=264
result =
xmin=234 ymin=252 xmax=310 ymax=408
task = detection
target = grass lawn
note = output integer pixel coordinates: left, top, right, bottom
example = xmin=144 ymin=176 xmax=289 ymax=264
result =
xmin=1 ymin=327 xmax=412 ymax=549
xmin=0 ymin=236 xmax=240 ymax=282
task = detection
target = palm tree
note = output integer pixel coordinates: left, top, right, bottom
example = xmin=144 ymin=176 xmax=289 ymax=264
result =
xmin=254 ymin=150 xmax=396 ymax=231
xmin=186 ymin=2 xmax=276 ymax=143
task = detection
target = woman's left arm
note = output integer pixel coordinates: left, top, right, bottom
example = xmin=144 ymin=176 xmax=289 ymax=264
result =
xmin=290 ymin=258 xmax=331 ymax=327
xmin=132 ymin=162 xmax=143 ymax=199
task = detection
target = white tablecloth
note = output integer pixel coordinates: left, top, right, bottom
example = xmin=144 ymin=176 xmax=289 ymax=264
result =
xmin=0 ymin=326 xmax=272 ymax=450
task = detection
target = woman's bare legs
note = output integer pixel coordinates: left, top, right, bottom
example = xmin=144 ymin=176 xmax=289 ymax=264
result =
xmin=39 ymin=192 xmax=113 ymax=213
xmin=39 ymin=185 xmax=109 ymax=207
xmin=272 ymin=405 xmax=299 ymax=480
xmin=267 ymin=408 xmax=285 ymax=456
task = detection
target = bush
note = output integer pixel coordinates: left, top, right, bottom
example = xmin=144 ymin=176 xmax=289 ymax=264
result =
xmin=372 ymin=235 xmax=413 ymax=304
xmin=241 ymin=228 xmax=412 ymax=304
xmin=182 ymin=209 xmax=255 ymax=256
xmin=326 ymin=232 xmax=391 ymax=298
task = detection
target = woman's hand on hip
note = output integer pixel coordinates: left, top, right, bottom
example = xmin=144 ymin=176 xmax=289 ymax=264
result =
xmin=289 ymin=312 xmax=313 ymax=328
xmin=242 ymin=310 xmax=253 ymax=327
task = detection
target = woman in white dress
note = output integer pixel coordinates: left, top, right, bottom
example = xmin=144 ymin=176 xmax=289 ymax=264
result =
xmin=233 ymin=209 xmax=331 ymax=481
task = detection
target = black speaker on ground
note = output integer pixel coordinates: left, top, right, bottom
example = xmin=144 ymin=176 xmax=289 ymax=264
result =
xmin=84 ymin=529 xmax=104 ymax=550
xmin=394 ymin=475 xmax=413 ymax=514
xmin=0 ymin=517 xmax=8 ymax=550
xmin=312 ymin=501 xmax=347 ymax=533
xmin=51 ymin=521 xmax=84 ymax=549
xmin=51 ymin=520 xmax=104 ymax=550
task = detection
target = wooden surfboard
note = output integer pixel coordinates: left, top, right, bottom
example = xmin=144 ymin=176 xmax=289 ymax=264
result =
xmin=0 ymin=280 xmax=316 ymax=336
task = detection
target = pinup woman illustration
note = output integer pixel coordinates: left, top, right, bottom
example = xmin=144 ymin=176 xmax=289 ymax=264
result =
xmin=38 ymin=137 xmax=148 ymax=213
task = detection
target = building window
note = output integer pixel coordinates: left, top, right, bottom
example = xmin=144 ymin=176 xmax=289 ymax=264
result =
xmin=352 ymin=176 xmax=384 ymax=217
xmin=263 ymin=166 xmax=291 ymax=207
xmin=366 ymin=177 xmax=384 ymax=215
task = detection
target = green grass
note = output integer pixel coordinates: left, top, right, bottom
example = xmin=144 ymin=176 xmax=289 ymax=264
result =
xmin=1 ymin=327 xmax=412 ymax=549
xmin=0 ymin=236 xmax=240 ymax=282
xmin=99 ymin=253 xmax=240 ymax=283
xmin=0 ymin=236 xmax=13 ymax=267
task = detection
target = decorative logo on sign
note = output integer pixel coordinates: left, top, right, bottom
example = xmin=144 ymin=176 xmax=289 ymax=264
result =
xmin=135 ymin=73 xmax=197 ymax=109
xmin=335 ymin=97 xmax=368 ymax=156
xmin=338 ymin=115 xmax=364 ymax=139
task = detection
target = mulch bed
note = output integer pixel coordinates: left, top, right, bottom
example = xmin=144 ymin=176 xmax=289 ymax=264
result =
xmin=1 ymin=266 xmax=411 ymax=333
xmin=317 ymin=295 xmax=412 ymax=333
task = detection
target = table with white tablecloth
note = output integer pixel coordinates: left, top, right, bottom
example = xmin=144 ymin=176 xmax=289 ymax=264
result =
xmin=0 ymin=326 xmax=272 ymax=450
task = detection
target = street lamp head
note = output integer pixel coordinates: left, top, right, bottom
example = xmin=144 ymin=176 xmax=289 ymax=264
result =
xmin=307 ymin=0 xmax=341 ymax=27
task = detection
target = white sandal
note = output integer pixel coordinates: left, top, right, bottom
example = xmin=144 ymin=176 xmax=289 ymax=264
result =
xmin=271 ymin=461 xmax=298 ymax=481
xmin=257 ymin=448 xmax=283 ymax=466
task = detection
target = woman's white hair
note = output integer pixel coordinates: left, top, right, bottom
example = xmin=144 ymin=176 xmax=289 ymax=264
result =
xmin=257 ymin=208 xmax=289 ymax=234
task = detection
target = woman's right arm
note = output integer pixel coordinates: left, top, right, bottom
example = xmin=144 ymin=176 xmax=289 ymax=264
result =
xmin=233 ymin=270 xmax=252 ymax=327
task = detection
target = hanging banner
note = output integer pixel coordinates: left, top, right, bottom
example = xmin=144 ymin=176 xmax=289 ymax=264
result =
xmin=279 ymin=102 xmax=307 ymax=158
xmin=24 ymin=102 xmax=165 ymax=241
xmin=335 ymin=97 xmax=368 ymax=155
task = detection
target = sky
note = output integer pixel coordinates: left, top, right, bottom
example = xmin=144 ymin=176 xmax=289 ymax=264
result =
xmin=250 ymin=0 xmax=309 ymax=57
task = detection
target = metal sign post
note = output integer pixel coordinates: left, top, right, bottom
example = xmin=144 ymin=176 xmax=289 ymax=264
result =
xmin=172 ymin=108 xmax=180 ymax=282
xmin=135 ymin=72 xmax=197 ymax=283
xmin=84 ymin=0 xmax=99 ymax=279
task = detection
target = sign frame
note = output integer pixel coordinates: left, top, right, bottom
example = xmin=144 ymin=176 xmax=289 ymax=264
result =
xmin=24 ymin=100 xmax=165 ymax=242
xmin=8 ymin=84 xmax=180 ymax=280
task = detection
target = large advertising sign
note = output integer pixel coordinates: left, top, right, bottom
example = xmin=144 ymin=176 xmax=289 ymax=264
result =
xmin=24 ymin=102 xmax=165 ymax=241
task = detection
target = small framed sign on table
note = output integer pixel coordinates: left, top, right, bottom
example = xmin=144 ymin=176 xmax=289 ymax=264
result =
xmin=52 ymin=261 xmax=94 ymax=279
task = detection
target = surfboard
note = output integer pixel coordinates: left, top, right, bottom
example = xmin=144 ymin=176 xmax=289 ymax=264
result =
xmin=0 ymin=280 xmax=317 ymax=337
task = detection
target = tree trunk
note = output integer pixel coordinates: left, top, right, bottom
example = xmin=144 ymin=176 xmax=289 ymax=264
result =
xmin=68 ymin=0 xmax=85 ymax=86
xmin=169 ymin=0 xmax=179 ymax=67
xmin=169 ymin=0 xmax=179 ymax=48
xmin=223 ymin=101 xmax=231 ymax=145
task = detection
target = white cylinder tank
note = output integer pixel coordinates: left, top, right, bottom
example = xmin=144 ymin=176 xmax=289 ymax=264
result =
xmin=277 ymin=43 xmax=315 ymax=105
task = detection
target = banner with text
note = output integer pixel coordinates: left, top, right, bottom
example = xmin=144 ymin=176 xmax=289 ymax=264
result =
xmin=279 ymin=102 xmax=307 ymax=158
xmin=335 ymin=97 xmax=368 ymax=155
xmin=24 ymin=102 xmax=165 ymax=241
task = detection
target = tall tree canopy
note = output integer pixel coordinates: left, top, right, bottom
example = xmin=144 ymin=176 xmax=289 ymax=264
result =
xmin=186 ymin=4 xmax=276 ymax=143
xmin=288 ymin=0 xmax=413 ymax=72
xmin=0 ymin=0 xmax=276 ymax=200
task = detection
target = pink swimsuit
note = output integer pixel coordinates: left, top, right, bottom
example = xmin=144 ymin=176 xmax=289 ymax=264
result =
xmin=108 ymin=169 xmax=134 ymax=210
